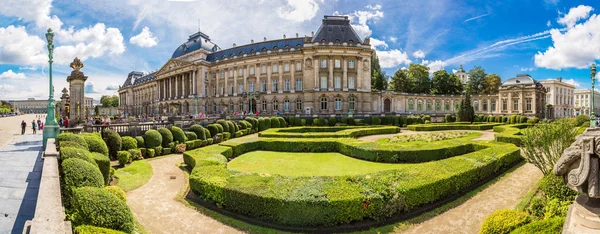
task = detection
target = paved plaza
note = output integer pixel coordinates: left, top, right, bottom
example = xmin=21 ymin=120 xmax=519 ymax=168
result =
xmin=0 ymin=134 xmax=43 ymax=234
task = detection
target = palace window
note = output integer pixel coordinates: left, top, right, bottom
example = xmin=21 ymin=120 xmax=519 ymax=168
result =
xmin=284 ymin=63 xmax=290 ymax=72
xmin=272 ymin=79 xmax=278 ymax=92
xmin=417 ymin=100 xmax=423 ymax=111
xmin=349 ymin=96 xmax=356 ymax=111
xmin=229 ymin=70 xmax=233 ymax=77
xmin=261 ymin=100 xmax=267 ymax=111
xmin=212 ymin=86 xmax=216 ymax=96
xmin=296 ymin=99 xmax=303 ymax=110
xmin=284 ymin=99 xmax=290 ymax=111
xmin=320 ymin=97 xmax=328 ymax=110
xmin=238 ymin=84 xmax=243 ymax=93
xmin=502 ymin=99 xmax=507 ymax=111
xmin=320 ymin=76 xmax=327 ymax=89
xmin=513 ymin=100 xmax=519 ymax=111
xmin=238 ymin=68 xmax=243 ymax=76
xmin=229 ymin=84 xmax=234 ymax=94
xmin=272 ymin=64 xmax=278 ymax=73
xmin=335 ymin=98 xmax=342 ymax=110
xmin=249 ymin=82 xmax=255 ymax=92
xmin=295 ymin=78 xmax=302 ymax=91
xmin=483 ymin=101 xmax=488 ymax=111
xmin=296 ymin=62 xmax=302 ymax=71
xmin=491 ymin=100 xmax=496 ymax=112
xmin=212 ymin=103 xmax=216 ymax=113
xmin=273 ymin=100 xmax=279 ymax=111
xmin=261 ymin=66 xmax=267 ymax=74
xmin=435 ymin=100 xmax=441 ymax=111
xmin=526 ymin=99 xmax=532 ymax=111
xmin=408 ymin=99 xmax=414 ymax=111
xmin=335 ymin=76 xmax=341 ymax=89
xmin=321 ymin=59 xmax=327 ymax=68
xmin=426 ymin=100 xmax=432 ymax=111
xmin=238 ymin=101 xmax=244 ymax=112
xmin=348 ymin=59 xmax=355 ymax=69
xmin=220 ymin=72 xmax=224 ymax=78
xmin=348 ymin=76 xmax=355 ymax=89
xmin=445 ymin=101 xmax=450 ymax=111
xmin=261 ymin=80 xmax=267 ymax=92
xmin=249 ymin=66 xmax=255 ymax=75
xmin=229 ymin=102 xmax=234 ymax=111
xmin=473 ymin=101 xmax=479 ymax=111
xmin=335 ymin=59 xmax=341 ymax=68
xmin=284 ymin=79 xmax=290 ymax=91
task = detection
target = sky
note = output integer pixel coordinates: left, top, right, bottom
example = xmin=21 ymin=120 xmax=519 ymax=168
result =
xmin=1 ymin=0 xmax=600 ymax=101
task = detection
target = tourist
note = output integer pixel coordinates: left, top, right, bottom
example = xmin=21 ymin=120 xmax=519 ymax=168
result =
xmin=64 ymin=116 xmax=69 ymax=128
xmin=37 ymin=119 xmax=42 ymax=130
xmin=20 ymin=120 xmax=26 ymax=135
xmin=40 ymin=122 xmax=44 ymax=130
xmin=31 ymin=120 xmax=36 ymax=134
xmin=58 ymin=117 xmax=63 ymax=127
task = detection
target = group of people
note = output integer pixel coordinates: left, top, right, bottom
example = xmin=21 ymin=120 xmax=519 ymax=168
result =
xmin=21 ymin=119 xmax=43 ymax=135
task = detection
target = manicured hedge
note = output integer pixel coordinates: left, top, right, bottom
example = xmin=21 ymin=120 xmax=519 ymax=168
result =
xmin=143 ymin=130 xmax=162 ymax=148
xmin=207 ymin=124 xmax=220 ymax=137
xmin=170 ymin=126 xmax=188 ymax=143
xmin=270 ymin=117 xmax=280 ymax=128
xmin=60 ymin=141 xmax=87 ymax=150
xmin=117 ymin=151 xmax=130 ymax=166
xmin=62 ymin=158 xmax=104 ymax=195
xmin=57 ymin=133 xmax=89 ymax=150
xmin=103 ymin=130 xmax=122 ymax=160
xmin=90 ymin=152 xmax=111 ymax=185
xmin=81 ymin=133 xmax=109 ymax=156
xmin=190 ymin=124 xmax=206 ymax=140
xmin=185 ymin=131 xmax=198 ymax=140
xmin=105 ymin=186 xmax=127 ymax=202
xmin=60 ymin=147 xmax=97 ymax=166
xmin=74 ymin=225 xmax=126 ymax=234
xmin=278 ymin=117 xmax=286 ymax=127
xmin=511 ymin=217 xmax=564 ymax=234
xmin=480 ymin=209 xmax=531 ymax=234
xmin=258 ymin=126 xmax=400 ymax=139
xmin=186 ymin=136 xmax=521 ymax=226
xmin=71 ymin=187 xmax=134 ymax=233
xmin=407 ymin=122 xmax=503 ymax=131
xmin=121 ymin=136 xmax=137 ymax=151
xmin=134 ymin=136 xmax=145 ymax=148
xmin=217 ymin=120 xmax=229 ymax=133
xmin=157 ymin=127 xmax=173 ymax=147
xmin=493 ymin=124 xmax=533 ymax=146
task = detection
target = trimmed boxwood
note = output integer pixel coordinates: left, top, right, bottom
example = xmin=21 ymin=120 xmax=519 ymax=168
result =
xmin=117 ymin=151 xmax=130 ymax=166
xmin=103 ymin=130 xmax=122 ymax=160
xmin=493 ymin=124 xmax=534 ymax=146
xmin=154 ymin=146 xmax=163 ymax=157
xmin=90 ymin=152 xmax=111 ymax=185
xmin=259 ymin=126 xmax=401 ymax=139
xmin=143 ymin=130 xmax=162 ymax=148
xmin=190 ymin=124 xmax=206 ymax=140
xmin=62 ymin=158 xmax=104 ymax=192
xmin=73 ymin=225 xmax=126 ymax=234
xmin=147 ymin=148 xmax=155 ymax=158
xmin=317 ymin=117 xmax=327 ymax=126
xmin=134 ymin=136 xmax=145 ymax=148
xmin=511 ymin=217 xmax=564 ymax=234
xmin=185 ymin=131 xmax=198 ymax=140
xmin=170 ymin=126 xmax=188 ymax=143
xmin=57 ymin=133 xmax=88 ymax=150
xmin=121 ymin=136 xmax=137 ymax=151
xmin=81 ymin=133 xmax=109 ymax=156
xmin=105 ymin=186 xmax=127 ymax=202
xmin=71 ymin=187 xmax=134 ymax=233
xmin=270 ymin=117 xmax=280 ymax=128
xmin=258 ymin=118 xmax=267 ymax=131
xmin=245 ymin=117 xmax=258 ymax=129
xmin=328 ymin=117 xmax=336 ymax=126
xmin=60 ymin=141 xmax=87 ymax=150
xmin=128 ymin=149 xmax=142 ymax=161
xmin=163 ymin=148 xmax=171 ymax=155
xmin=407 ymin=122 xmax=503 ymax=131
xmin=204 ymin=128 xmax=211 ymax=139
xmin=60 ymin=147 xmax=97 ymax=166
xmin=207 ymin=124 xmax=220 ymax=137
xmin=264 ymin=118 xmax=271 ymax=130
xmin=480 ymin=209 xmax=531 ymax=234
xmin=277 ymin=117 xmax=286 ymax=128
xmin=372 ymin=116 xmax=381 ymax=125
xmin=158 ymin=127 xmax=174 ymax=147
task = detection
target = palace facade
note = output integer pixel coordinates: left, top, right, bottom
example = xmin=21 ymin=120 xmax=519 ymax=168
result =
xmin=118 ymin=15 xmax=547 ymax=119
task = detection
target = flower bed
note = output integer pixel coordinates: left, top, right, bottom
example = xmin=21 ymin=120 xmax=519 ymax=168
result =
xmin=407 ymin=122 xmax=504 ymax=131
xmin=383 ymin=131 xmax=473 ymax=143
xmin=258 ymin=126 xmax=400 ymax=138
xmin=184 ymin=135 xmax=521 ymax=227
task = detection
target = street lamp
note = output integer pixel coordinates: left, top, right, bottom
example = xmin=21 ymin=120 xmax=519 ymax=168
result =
xmin=243 ymin=91 xmax=260 ymax=115
xmin=591 ymin=63 xmax=597 ymax=127
xmin=42 ymin=28 xmax=60 ymax=148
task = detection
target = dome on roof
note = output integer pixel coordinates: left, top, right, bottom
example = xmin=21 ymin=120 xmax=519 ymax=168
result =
xmin=172 ymin=31 xmax=220 ymax=58
xmin=502 ymin=74 xmax=536 ymax=86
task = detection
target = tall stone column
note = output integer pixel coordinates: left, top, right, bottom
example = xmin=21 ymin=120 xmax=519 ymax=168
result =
xmin=66 ymin=58 xmax=87 ymax=126
xmin=278 ymin=62 xmax=283 ymax=93
xmin=328 ymin=57 xmax=333 ymax=90
xmin=357 ymin=57 xmax=362 ymax=90
xmin=343 ymin=57 xmax=348 ymax=89
xmin=266 ymin=64 xmax=271 ymax=93
xmin=233 ymin=68 xmax=238 ymax=95
xmin=192 ymin=70 xmax=197 ymax=95
xmin=290 ymin=61 xmax=295 ymax=91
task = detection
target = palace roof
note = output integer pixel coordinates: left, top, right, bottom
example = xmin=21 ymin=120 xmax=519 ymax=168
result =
xmin=312 ymin=15 xmax=362 ymax=43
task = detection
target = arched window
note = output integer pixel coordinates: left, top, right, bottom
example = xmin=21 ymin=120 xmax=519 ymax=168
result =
xmin=474 ymin=101 xmax=479 ymax=111
xmin=426 ymin=100 xmax=432 ymax=111
xmin=408 ymin=99 xmax=414 ymax=111
xmin=273 ymin=99 xmax=279 ymax=111
xmin=320 ymin=97 xmax=328 ymax=110
xmin=445 ymin=100 xmax=450 ymax=111
xmin=349 ymin=96 xmax=356 ymax=111
xmin=212 ymin=103 xmax=216 ymax=113
xmin=335 ymin=97 xmax=342 ymax=111
xmin=229 ymin=102 xmax=234 ymax=111
xmin=482 ymin=100 xmax=488 ymax=111
xmin=417 ymin=100 xmax=423 ymax=111
xmin=284 ymin=99 xmax=290 ymax=111
xmin=435 ymin=100 xmax=441 ymax=111
xmin=261 ymin=100 xmax=267 ymax=111
xmin=238 ymin=101 xmax=244 ymax=112
xmin=296 ymin=99 xmax=303 ymax=110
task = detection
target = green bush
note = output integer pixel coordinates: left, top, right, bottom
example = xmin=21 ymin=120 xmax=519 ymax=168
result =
xmin=90 ymin=152 xmax=111 ymax=185
xmin=190 ymin=124 xmax=206 ymax=140
xmin=139 ymin=148 xmax=147 ymax=157
xmin=71 ymin=187 xmax=134 ymax=233
xmin=522 ymin=119 xmax=577 ymax=175
xmin=60 ymin=147 xmax=97 ymax=166
xmin=270 ymin=117 xmax=280 ymax=128
xmin=257 ymin=118 xmax=267 ymax=131
xmin=117 ymin=151 xmax=130 ymax=166
xmin=294 ymin=117 xmax=303 ymax=126
xmin=81 ymin=133 xmax=109 ymax=157
xmin=207 ymin=124 xmax=219 ymax=137
xmin=575 ymin=114 xmax=590 ymax=126
xmin=407 ymin=123 xmax=502 ymax=131
xmin=527 ymin=197 xmax=545 ymax=218
xmin=143 ymin=130 xmax=162 ymax=148
xmin=185 ymin=131 xmax=198 ymax=140
xmin=509 ymin=114 xmax=517 ymax=124
xmin=328 ymin=117 xmax=336 ymax=126
xmin=264 ymin=118 xmax=271 ymax=130
xmin=277 ymin=117 xmax=286 ymax=128
xmin=134 ymin=136 xmax=145 ymax=148
xmin=540 ymin=174 xmax=578 ymax=201
xmin=147 ymin=148 xmax=155 ymax=158
xmin=227 ymin=121 xmax=236 ymax=135
xmin=316 ymin=117 xmax=326 ymax=126
xmin=57 ymin=133 xmax=88 ymax=150
xmin=245 ymin=117 xmax=258 ymax=129
xmin=163 ymin=148 xmax=171 ymax=155
xmin=217 ymin=120 xmax=229 ymax=133
xmin=153 ymin=146 xmax=163 ymax=157
xmin=511 ymin=217 xmax=565 ymax=234
xmin=348 ymin=117 xmax=355 ymax=125
xmin=60 ymin=141 xmax=88 ymax=150
xmin=527 ymin=117 xmax=540 ymax=124
xmin=157 ymin=127 xmax=173 ymax=147
xmin=103 ymin=130 xmax=122 ymax=160
xmin=479 ymin=209 xmax=531 ymax=234
xmin=105 ymin=186 xmax=126 ymax=202
xmin=222 ymin=132 xmax=231 ymax=141
xmin=128 ymin=149 xmax=142 ymax=161
xmin=73 ymin=225 xmax=126 ymax=234
xmin=121 ymin=136 xmax=137 ymax=151
xmin=170 ymin=126 xmax=188 ymax=143
xmin=62 ymin=158 xmax=104 ymax=194
xmin=372 ymin=116 xmax=381 ymax=125
xmin=544 ymin=198 xmax=570 ymax=219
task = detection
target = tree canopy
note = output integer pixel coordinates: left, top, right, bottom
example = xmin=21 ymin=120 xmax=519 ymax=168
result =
xmin=431 ymin=70 xmax=463 ymax=95
xmin=371 ymin=52 xmax=388 ymax=91
xmin=467 ymin=66 xmax=487 ymax=94
xmin=100 ymin=95 xmax=119 ymax=107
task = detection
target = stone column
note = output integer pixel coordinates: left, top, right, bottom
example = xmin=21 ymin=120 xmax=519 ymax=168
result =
xmin=192 ymin=70 xmax=196 ymax=95
xmin=224 ymin=69 xmax=229 ymax=96
xmin=278 ymin=62 xmax=283 ymax=93
xmin=267 ymin=64 xmax=271 ymax=93
xmin=215 ymin=71 xmax=219 ymax=96
xmin=233 ymin=68 xmax=238 ymax=95
xmin=313 ymin=58 xmax=319 ymax=89
xmin=328 ymin=57 xmax=334 ymax=90
xmin=290 ymin=61 xmax=295 ymax=91
xmin=343 ymin=57 xmax=348 ymax=90
xmin=357 ymin=57 xmax=362 ymax=90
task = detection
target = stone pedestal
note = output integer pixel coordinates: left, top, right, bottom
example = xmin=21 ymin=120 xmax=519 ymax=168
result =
xmin=563 ymin=195 xmax=600 ymax=234
xmin=66 ymin=58 xmax=87 ymax=127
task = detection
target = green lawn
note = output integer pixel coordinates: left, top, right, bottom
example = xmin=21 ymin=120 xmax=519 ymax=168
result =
xmin=115 ymin=160 xmax=153 ymax=192
xmin=228 ymin=150 xmax=408 ymax=176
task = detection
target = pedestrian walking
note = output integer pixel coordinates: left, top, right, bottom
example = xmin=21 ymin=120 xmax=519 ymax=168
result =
xmin=37 ymin=119 xmax=41 ymax=130
xmin=31 ymin=120 xmax=37 ymax=134
xmin=20 ymin=120 xmax=26 ymax=135
xmin=63 ymin=117 xmax=69 ymax=128
xmin=40 ymin=122 xmax=44 ymax=130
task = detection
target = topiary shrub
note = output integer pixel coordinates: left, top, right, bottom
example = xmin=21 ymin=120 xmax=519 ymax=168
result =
xmin=134 ymin=136 xmax=145 ymax=148
xmin=479 ymin=209 xmax=531 ymax=234
xmin=105 ymin=186 xmax=127 ymax=202
xmin=185 ymin=131 xmax=197 ymax=140
xmin=372 ymin=116 xmax=381 ymax=125
xmin=317 ymin=117 xmax=327 ymax=126
xmin=544 ymin=198 xmax=571 ymax=219
xmin=60 ymin=147 xmax=97 ymax=166
xmin=102 ymin=130 xmax=122 ymax=160
xmin=143 ymin=130 xmax=162 ymax=148
xmin=271 ymin=117 xmax=280 ymax=128
xmin=207 ymin=124 xmax=219 ymax=137
xmin=203 ymin=128 xmax=211 ymax=139
xmin=157 ymin=127 xmax=174 ymax=147
xmin=217 ymin=119 xmax=229 ymax=133
xmin=575 ymin=114 xmax=590 ymax=126
xmin=60 ymin=141 xmax=88 ymax=150
xmin=222 ymin=132 xmax=231 ymax=141
xmin=90 ymin=152 xmax=110 ymax=185
xmin=62 ymin=158 xmax=104 ymax=195
xmin=511 ymin=217 xmax=565 ymax=234
xmin=121 ymin=136 xmax=137 ymax=151
xmin=117 ymin=151 xmax=130 ymax=166
xmin=81 ymin=133 xmax=109 ymax=156
xmin=189 ymin=124 xmax=206 ymax=140
xmin=170 ymin=126 xmax=187 ymax=143
xmin=258 ymin=118 xmax=267 ymax=131
xmin=245 ymin=117 xmax=258 ymax=129
xmin=294 ymin=117 xmax=303 ymax=126
xmin=228 ymin=121 xmax=237 ymax=134
xmin=154 ymin=146 xmax=163 ymax=157
xmin=277 ymin=117 xmax=286 ymax=128
xmin=539 ymin=174 xmax=578 ymax=201
xmin=163 ymin=148 xmax=171 ymax=155
xmin=264 ymin=118 xmax=271 ymax=130
xmin=139 ymin=148 xmax=147 ymax=158
xmin=128 ymin=149 xmax=142 ymax=161
xmin=71 ymin=187 xmax=134 ymax=233
xmin=328 ymin=117 xmax=336 ymax=126
xmin=348 ymin=117 xmax=355 ymax=125
xmin=73 ymin=225 xmax=126 ymax=234
xmin=57 ymin=133 xmax=88 ymax=150
xmin=527 ymin=117 xmax=540 ymax=124
xmin=147 ymin=148 xmax=155 ymax=158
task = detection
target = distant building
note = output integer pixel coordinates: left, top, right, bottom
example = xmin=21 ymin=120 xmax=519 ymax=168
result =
xmin=540 ymin=78 xmax=575 ymax=118
xmin=84 ymin=97 xmax=94 ymax=115
xmin=8 ymin=98 xmax=51 ymax=114
xmin=456 ymin=65 xmax=469 ymax=84
xmin=574 ymin=89 xmax=600 ymax=116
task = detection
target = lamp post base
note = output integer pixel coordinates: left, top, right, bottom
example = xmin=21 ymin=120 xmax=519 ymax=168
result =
xmin=592 ymin=119 xmax=597 ymax=128
xmin=42 ymin=123 xmax=60 ymax=149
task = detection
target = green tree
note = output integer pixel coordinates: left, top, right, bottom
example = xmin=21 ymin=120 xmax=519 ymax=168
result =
xmin=407 ymin=64 xmax=430 ymax=94
xmin=457 ymin=88 xmax=475 ymax=122
xmin=431 ymin=70 xmax=463 ymax=94
xmin=391 ymin=68 xmax=411 ymax=92
xmin=94 ymin=105 xmax=100 ymax=116
xmin=482 ymin=73 xmax=502 ymax=94
xmin=371 ymin=52 xmax=387 ymax=91
xmin=100 ymin=95 xmax=119 ymax=107
xmin=467 ymin=66 xmax=487 ymax=94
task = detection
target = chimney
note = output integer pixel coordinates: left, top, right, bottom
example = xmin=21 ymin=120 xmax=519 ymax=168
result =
xmin=264 ymin=37 xmax=267 ymax=41
xmin=251 ymin=39 xmax=254 ymax=43
xmin=311 ymin=31 xmax=314 ymax=37
xmin=283 ymin=34 xmax=286 ymax=39
xmin=233 ymin=43 xmax=236 ymax=47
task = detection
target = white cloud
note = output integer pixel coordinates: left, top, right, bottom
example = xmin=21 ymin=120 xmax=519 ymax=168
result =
xmin=54 ymin=23 xmax=126 ymax=65
xmin=535 ymin=13 xmax=600 ymax=69
xmin=563 ymin=78 xmax=581 ymax=88
xmin=401 ymin=67 xmax=407 ymax=70
xmin=424 ymin=60 xmax=446 ymax=74
xmin=105 ymin=84 xmax=120 ymax=90
xmin=370 ymin=38 xmax=388 ymax=49
xmin=452 ymin=69 xmax=458 ymax=74
xmin=520 ymin=67 xmax=535 ymax=72
xmin=547 ymin=20 xmax=552 ymax=27
xmin=557 ymin=5 xmax=593 ymax=28
xmin=85 ymin=81 xmax=100 ymax=93
xmin=376 ymin=49 xmax=411 ymax=68
xmin=0 ymin=26 xmax=47 ymax=65
xmin=0 ymin=84 xmax=15 ymax=93
xmin=0 ymin=70 xmax=26 ymax=79
xmin=19 ymin=66 xmax=37 ymax=71
xmin=129 ymin=26 xmax=159 ymax=47
xmin=276 ymin=0 xmax=320 ymax=22
xmin=388 ymin=36 xmax=397 ymax=43
xmin=0 ymin=0 xmax=63 ymax=30
xmin=413 ymin=50 xmax=425 ymax=59
xmin=347 ymin=5 xmax=384 ymax=39
xmin=366 ymin=4 xmax=382 ymax=11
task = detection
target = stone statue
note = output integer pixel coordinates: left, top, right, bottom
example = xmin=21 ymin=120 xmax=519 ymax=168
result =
xmin=554 ymin=128 xmax=600 ymax=233
xmin=305 ymin=58 xmax=312 ymax=69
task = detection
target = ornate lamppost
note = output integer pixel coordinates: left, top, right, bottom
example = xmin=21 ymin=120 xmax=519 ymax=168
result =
xmin=42 ymin=28 xmax=60 ymax=148
xmin=591 ymin=63 xmax=597 ymax=127
xmin=243 ymin=91 xmax=260 ymax=115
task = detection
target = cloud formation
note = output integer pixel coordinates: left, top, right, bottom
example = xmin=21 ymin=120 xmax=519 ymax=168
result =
xmin=130 ymin=26 xmax=159 ymax=47
xmin=370 ymin=38 xmax=388 ymax=49
xmin=0 ymin=70 xmax=26 ymax=79
xmin=557 ymin=5 xmax=593 ymax=28
xmin=277 ymin=0 xmax=320 ymax=22
xmin=377 ymin=49 xmax=411 ymax=68
xmin=412 ymin=50 xmax=425 ymax=59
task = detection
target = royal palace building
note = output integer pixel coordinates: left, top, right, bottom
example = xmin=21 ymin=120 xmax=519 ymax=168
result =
xmin=118 ymin=15 xmax=547 ymax=119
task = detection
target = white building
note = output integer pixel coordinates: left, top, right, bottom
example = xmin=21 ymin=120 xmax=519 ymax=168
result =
xmin=540 ymin=78 xmax=575 ymax=118
xmin=456 ymin=65 xmax=469 ymax=84
xmin=575 ymin=89 xmax=600 ymax=116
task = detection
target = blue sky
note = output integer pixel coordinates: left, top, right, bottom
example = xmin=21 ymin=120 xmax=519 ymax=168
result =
xmin=1 ymin=0 xmax=599 ymax=100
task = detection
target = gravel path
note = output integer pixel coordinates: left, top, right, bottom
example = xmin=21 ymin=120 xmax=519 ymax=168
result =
xmin=126 ymin=155 xmax=241 ymax=234
xmin=399 ymin=163 xmax=542 ymax=234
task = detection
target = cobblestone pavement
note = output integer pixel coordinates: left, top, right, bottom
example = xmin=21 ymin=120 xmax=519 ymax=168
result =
xmin=0 ymin=134 xmax=43 ymax=234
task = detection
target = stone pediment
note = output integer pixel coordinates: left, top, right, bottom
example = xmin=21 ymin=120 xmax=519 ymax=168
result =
xmin=156 ymin=59 xmax=193 ymax=76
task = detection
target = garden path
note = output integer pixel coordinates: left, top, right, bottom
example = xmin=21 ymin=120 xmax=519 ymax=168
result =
xmin=357 ymin=129 xmax=495 ymax=142
xmin=399 ymin=163 xmax=542 ymax=234
xmin=126 ymin=154 xmax=241 ymax=234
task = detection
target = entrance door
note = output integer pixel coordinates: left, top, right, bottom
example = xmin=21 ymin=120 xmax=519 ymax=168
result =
xmin=249 ymin=98 xmax=257 ymax=114
xmin=384 ymin=99 xmax=391 ymax=113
